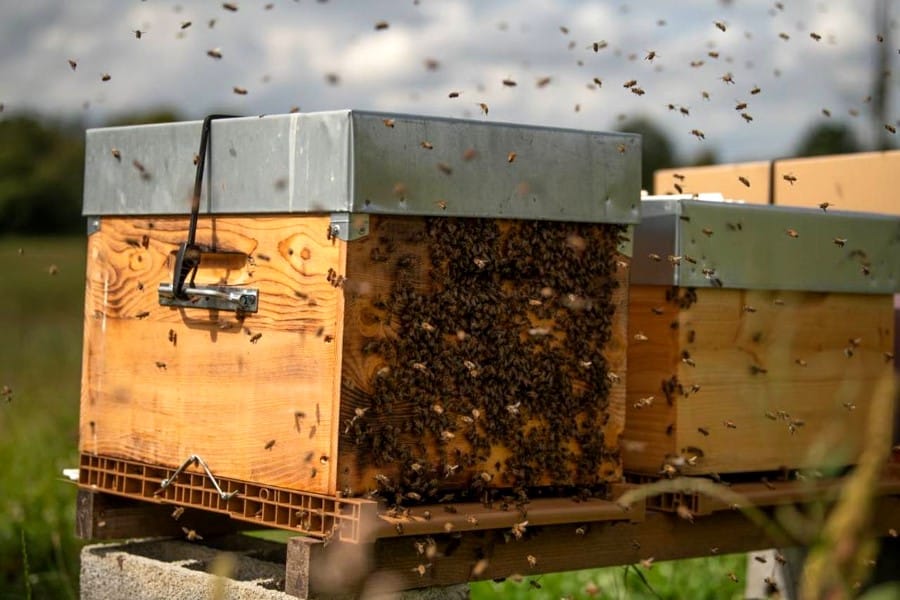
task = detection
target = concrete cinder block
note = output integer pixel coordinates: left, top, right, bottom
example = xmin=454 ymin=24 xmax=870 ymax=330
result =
xmin=80 ymin=538 xmax=290 ymax=600
xmin=81 ymin=537 xmax=471 ymax=600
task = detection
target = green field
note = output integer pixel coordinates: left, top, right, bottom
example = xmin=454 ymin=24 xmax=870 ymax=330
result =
xmin=0 ymin=235 xmax=750 ymax=599
xmin=1 ymin=236 xmax=86 ymax=599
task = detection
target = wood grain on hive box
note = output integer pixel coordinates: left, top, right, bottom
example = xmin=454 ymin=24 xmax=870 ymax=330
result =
xmin=80 ymin=214 xmax=630 ymax=497
xmin=623 ymin=198 xmax=899 ymax=476
xmin=80 ymin=215 xmax=345 ymax=494
xmin=623 ymin=285 xmax=894 ymax=475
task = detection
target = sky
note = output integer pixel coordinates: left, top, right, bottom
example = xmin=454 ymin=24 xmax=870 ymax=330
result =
xmin=0 ymin=0 xmax=897 ymax=164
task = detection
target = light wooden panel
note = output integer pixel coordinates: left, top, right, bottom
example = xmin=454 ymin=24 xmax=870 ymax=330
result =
xmin=336 ymin=216 xmax=629 ymax=494
xmin=625 ymin=285 xmax=895 ymax=475
xmin=653 ymin=162 xmax=771 ymax=203
xmin=773 ymin=151 xmax=900 ymax=214
xmin=79 ymin=215 xmax=343 ymax=493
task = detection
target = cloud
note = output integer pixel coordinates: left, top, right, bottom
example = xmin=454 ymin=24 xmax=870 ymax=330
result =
xmin=0 ymin=0 xmax=895 ymax=163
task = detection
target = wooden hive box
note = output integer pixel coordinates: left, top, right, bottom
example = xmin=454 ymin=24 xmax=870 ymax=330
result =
xmin=78 ymin=111 xmax=641 ymax=535
xmin=622 ymin=197 xmax=899 ymax=477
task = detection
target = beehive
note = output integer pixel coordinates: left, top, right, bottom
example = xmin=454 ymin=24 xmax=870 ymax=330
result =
xmin=622 ymin=197 xmax=899 ymax=476
xmin=78 ymin=111 xmax=641 ymax=518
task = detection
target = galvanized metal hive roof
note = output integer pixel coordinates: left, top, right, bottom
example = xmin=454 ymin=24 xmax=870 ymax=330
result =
xmin=631 ymin=196 xmax=900 ymax=294
xmin=83 ymin=110 xmax=641 ymax=224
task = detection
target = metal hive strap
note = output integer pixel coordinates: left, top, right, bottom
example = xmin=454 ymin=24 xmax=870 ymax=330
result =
xmin=159 ymin=454 xmax=239 ymax=501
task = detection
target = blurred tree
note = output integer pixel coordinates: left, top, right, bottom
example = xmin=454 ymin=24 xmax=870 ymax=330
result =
xmin=617 ymin=116 xmax=678 ymax=191
xmin=0 ymin=115 xmax=84 ymax=234
xmin=793 ymin=122 xmax=861 ymax=157
xmin=106 ymin=107 xmax=181 ymax=127
xmin=690 ymin=148 xmax=719 ymax=167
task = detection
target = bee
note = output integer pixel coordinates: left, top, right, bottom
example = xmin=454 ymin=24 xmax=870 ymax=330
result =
xmin=447 ymin=90 xmax=461 ymax=99
xmin=1 ymin=385 xmax=12 ymax=402
xmin=180 ymin=21 xmax=192 ymax=29
xmin=822 ymin=108 xmax=832 ymax=117
xmin=651 ymin=306 xmax=665 ymax=315
xmin=617 ymin=143 xmax=627 ymax=153
xmin=819 ymin=202 xmax=832 ymax=211
xmin=645 ymin=50 xmax=657 ymax=61
xmin=779 ymin=32 xmax=790 ymax=40
xmin=171 ymin=506 xmax=185 ymax=520
xmin=885 ymin=352 xmax=895 ymax=362
xmin=502 ymin=78 xmax=517 ymax=87
xmin=436 ymin=162 xmax=452 ymax=175
xmin=182 ymin=527 xmax=203 ymax=541
xmin=682 ymin=357 xmax=696 ymax=367
xmin=842 ymin=401 xmax=856 ymax=411
xmin=250 ymin=332 xmax=262 ymax=343
xmin=714 ymin=21 xmax=727 ymax=32
xmin=633 ymin=332 xmax=649 ymax=341
xmin=631 ymin=87 xmax=646 ymax=96
xmin=676 ymin=504 xmax=694 ymax=523
xmin=135 ymin=311 xmax=150 ymax=319
xmin=639 ymin=557 xmax=655 ymax=570
xmin=698 ymin=427 xmax=710 ymax=436
xmin=233 ymin=86 xmax=248 ymax=95
xmin=591 ymin=77 xmax=602 ymax=88
xmin=632 ymin=396 xmax=654 ymax=409
xmin=708 ymin=51 xmax=720 ymax=59
xmin=623 ymin=79 xmax=637 ymax=88
xmin=741 ymin=113 xmax=753 ymax=123
xmin=223 ymin=3 xmax=238 ymax=11
xmin=424 ymin=58 xmax=440 ymax=71
xmin=168 ymin=329 xmax=177 ymax=346
xmin=690 ymin=60 xmax=705 ymax=68
xmin=207 ymin=48 xmax=223 ymax=59
xmin=727 ymin=572 xmax=739 ymax=583
xmin=526 ymin=555 xmax=537 ymax=568
xmin=775 ymin=552 xmax=787 ymax=565
xmin=68 ymin=59 xmax=78 ymax=71
xmin=723 ymin=420 xmax=737 ymax=429
xmin=673 ymin=173 xmax=685 ymax=181
xmin=785 ymin=228 xmax=799 ymax=238
xmin=795 ymin=358 xmax=808 ymax=367
xmin=701 ymin=91 xmax=710 ymax=100
xmin=101 ymin=73 xmax=111 ymax=82
xmin=155 ymin=361 xmax=167 ymax=370
xmin=810 ymin=32 xmax=822 ymax=42
xmin=648 ymin=253 xmax=662 ymax=261
xmin=782 ymin=173 xmax=798 ymax=185
xmin=679 ymin=106 xmax=690 ymax=116
xmin=374 ymin=20 xmax=389 ymax=30
xmin=477 ymin=102 xmax=489 ymax=115
xmin=466 ymin=515 xmax=479 ymax=526
xmin=470 ymin=558 xmax=489 ymax=577
xmin=265 ymin=439 xmax=276 ymax=450
xmin=575 ymin=525 xmax=587 ymax=536
xmin=889 ymin=528 xmax=898 ymax=538
xmin=536 ymin=76 xmax=552 ymax=88
xmin=886 ymin=124 xmax=897 ymax=135
xmin=720 ymin=72 xmax=735 ymax=85
xmin=690 ymin=129 xmax=706 ymax=140
xmin=133 ymin=30 xmax=146 ymax=39
xmin=702 ymin=227 xmax=714 ymax=236
xmin=592 ymin=41 xmax=608 ymax=51
xmin=420 ymin=141 xmax=433 ymax=150
xmin=507 ymin=151 xmax=517 ymax=163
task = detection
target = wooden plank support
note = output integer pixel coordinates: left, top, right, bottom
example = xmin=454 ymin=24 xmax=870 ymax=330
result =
xmin=343 ymin=496 xmax=900 ymax=595
xmin=76 ymin=489 xmax=245 ymax=541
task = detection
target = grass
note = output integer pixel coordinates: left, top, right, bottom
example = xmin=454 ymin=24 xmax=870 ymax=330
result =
xmin=469 ymin=554 xmax=747 ymax=599
xmin=0 ymin=236 xmax=86 ymax=599
xmin=0 ymin=235 xmax=761 ymax=598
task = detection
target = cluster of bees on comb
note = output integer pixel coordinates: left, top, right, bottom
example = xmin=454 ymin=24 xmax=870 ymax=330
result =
xmin=343 ymin=218 xmax=627 ymax=506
